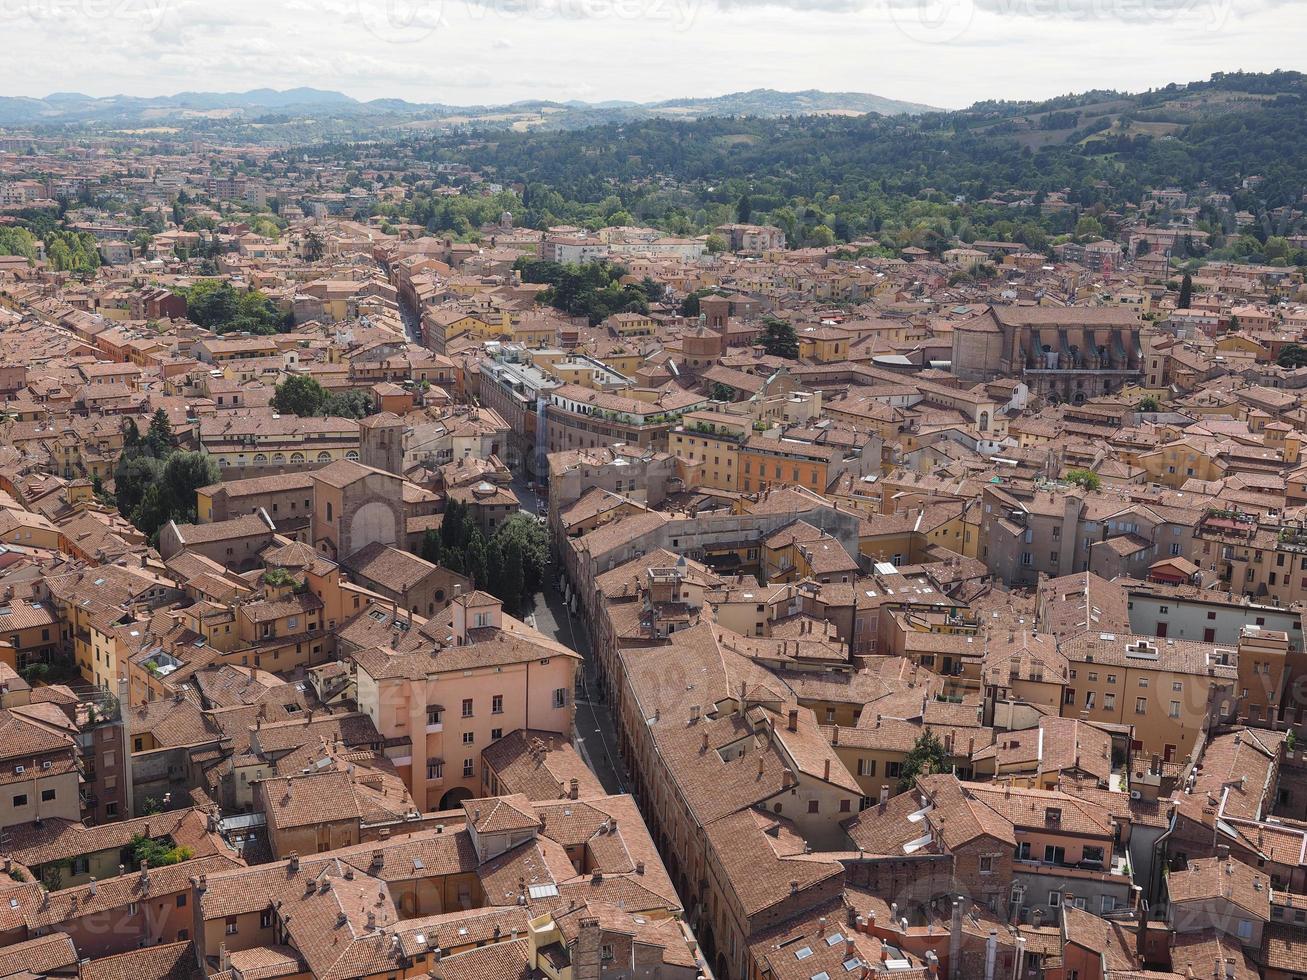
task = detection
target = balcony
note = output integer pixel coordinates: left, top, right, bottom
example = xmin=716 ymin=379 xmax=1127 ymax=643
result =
xmin=1014 ymin=851 xmax=1129 ymax=880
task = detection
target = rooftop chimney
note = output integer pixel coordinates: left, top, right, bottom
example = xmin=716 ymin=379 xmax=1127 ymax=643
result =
xmin=787 ymin=709 xmax=798 ymax=732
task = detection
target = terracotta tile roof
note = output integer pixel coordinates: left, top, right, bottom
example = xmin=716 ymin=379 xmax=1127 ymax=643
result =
xmin=0 ymin=932 xmax=78 ymax=980
xmin=1167 ymin=856 xmax=1271 ymax=921
xmin=1060 ymin=905 xmax=1140 ymax=971
xmin=78 ymin=941 xmax=204 ymax=980
xmin=480 ymin=730 xmax=605 ymax=802
xmin=424 ymin=939 xmax=531 ymax=980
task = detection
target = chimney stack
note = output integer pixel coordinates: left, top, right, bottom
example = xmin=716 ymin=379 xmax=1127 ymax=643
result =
xmin=787 ymin=709 xmax=798 ymax=732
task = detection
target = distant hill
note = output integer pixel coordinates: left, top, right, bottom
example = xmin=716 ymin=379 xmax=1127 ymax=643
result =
xmin=645 ymin=88 xmax=936 ymax=118
xmin=0 ymin=86 xmax=937 ymax=129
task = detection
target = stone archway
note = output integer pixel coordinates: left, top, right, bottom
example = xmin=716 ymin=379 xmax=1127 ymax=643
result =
xmin=439 ymin=787 xmax=474 ymax=810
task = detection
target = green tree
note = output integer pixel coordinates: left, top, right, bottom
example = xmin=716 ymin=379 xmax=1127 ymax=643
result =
xmin=420 ymin=529 xmax=444 ymax=566
xmin=131 ymin=483 xmax=174 ymax=539
xmin=465 ymin=529 xmax=489 ymax=588
xmin=442 ymin=498 xmax=467 ymax=551
xmin=161 ymin=452 xmax=219 ymax=521
xmin=113 ymin=453 xmax=164 ymax=518
xmin=0 ymin=227 xmax=38 ymax=263
xmin=761 ymin=318 xmax=799 ymax=359
xmin=122 ymin=417 xmax=142 ymax=450
xmin=303 ymin=229 xmax=326 ymax=262
xmin=1177 ymin=273 xmax=1193 ymax=309
xmin=322 ymin=390 xmax=376 ymax=420
xmin=147 ymin=408 xmax=175 ymax=455
xmin=1065 ymin=468 xmax=1102 ymax=491
xmin=499 ymin=539 xmax=527 ymax=611
xmin=898 ymin=731 xmax=948 ymax=793
xmin=711 ymin=382 xmax=735 ymax=402
xmin=130 ymin=834 xmax=193 ymax=868
xmin=806 ymin=224 xmax=835 ymax=247
xmin=1279 ymin=344 xmax=1307 ymax=369
xmin=491 ymin=513 xmax=549 ymax=596
xmin=1074 ymin=216 xmax=1103 ymax=241
xmin=182 ymin=280 xmax=288 ymax=335
xmin=1138 ymin=396 xmax=1160 ymax=413
xmin=272 ymin=376 xmax=328 ymax=417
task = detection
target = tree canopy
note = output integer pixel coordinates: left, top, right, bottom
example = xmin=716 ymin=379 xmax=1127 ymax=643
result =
xmin=181 ymin=280 xmax=290 ymax=335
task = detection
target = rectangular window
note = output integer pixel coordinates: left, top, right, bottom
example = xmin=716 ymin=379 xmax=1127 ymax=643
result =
xmin=979 ymin=856 xmax=994 ymax=874
xmin=463 ymin=758 xmax=474 ymax=778
xmin=462 ymin=698 xmax=473 ymax=718
xmin=552 ymin=688 xmax=568 ymax=709
xmin=1170 ymin=701 xmax=1181 ymax=718
xmin=492 ymin=694 xmax=504 ymax=715
xmin=1136 ymin=698 xmax=1148 ymax=714
xmin=462 ymin=731 xmax=474 ymax=745
xmin=40 ymin=789 xmax=55 ymax=802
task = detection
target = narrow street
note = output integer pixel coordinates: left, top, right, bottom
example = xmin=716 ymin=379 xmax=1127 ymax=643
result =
xmin=528 ymin=583 xmax=629 ymax=796
xmin=398 ymin=273 xmax=626 ymax=797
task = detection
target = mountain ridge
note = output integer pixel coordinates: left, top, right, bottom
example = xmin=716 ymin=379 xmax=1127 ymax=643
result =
xmin=0 ymin=86 xmax=938 ymax=128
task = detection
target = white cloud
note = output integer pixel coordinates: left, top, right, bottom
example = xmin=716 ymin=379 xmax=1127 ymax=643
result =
xmin=0 ymin=0 xmax=1302 ymax=108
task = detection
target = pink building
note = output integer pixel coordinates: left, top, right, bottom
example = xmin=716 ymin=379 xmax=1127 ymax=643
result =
xmin=354 ymin=592 xmax=581 ymax=810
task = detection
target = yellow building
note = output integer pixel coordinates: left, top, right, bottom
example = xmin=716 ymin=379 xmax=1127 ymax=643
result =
xmin=668 ymin=411 xmax=750 ymax=491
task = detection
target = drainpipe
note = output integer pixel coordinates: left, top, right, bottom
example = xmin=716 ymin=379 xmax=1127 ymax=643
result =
xmin=1010 ymin=935 xmax=1025 ymax=980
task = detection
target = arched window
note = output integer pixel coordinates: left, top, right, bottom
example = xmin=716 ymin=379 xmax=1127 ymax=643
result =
xmin=317 ymin=451 xmax=332 ymax=462
xmin=291 ymin=452 xmax=305 ymax=463
xmin=253 ymin=453 xmax=268 ymax=465
xmin=273 ymin=453 xmax=286 ymax=464
xmin=345 ymin=450 xmax=360 ymax=462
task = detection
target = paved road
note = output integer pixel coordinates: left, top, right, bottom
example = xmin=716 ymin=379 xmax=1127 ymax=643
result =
xmin=396 ymin=288 xmax=423 ymax=345
xmin=529 ymin=584 xmax=629 ymax=796
xmin=509 ymin=470 xmax=544 ymax=517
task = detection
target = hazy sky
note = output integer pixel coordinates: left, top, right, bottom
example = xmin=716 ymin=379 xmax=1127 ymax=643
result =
xmin=1 ymin=0 xmax=1304 ymax=108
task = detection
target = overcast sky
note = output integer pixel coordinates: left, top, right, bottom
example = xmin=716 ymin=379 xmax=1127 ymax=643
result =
xmin=1 ymin=0 xmax=1303 ymax=108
